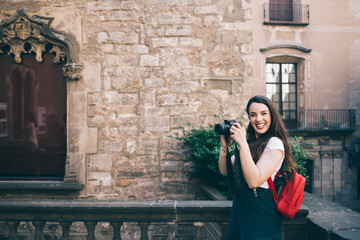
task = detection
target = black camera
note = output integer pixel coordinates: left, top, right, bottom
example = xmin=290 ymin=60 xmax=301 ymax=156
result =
xmin=214 ymin=119 xmax=240 ymax=135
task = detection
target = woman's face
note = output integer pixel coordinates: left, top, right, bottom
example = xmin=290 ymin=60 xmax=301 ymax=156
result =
xmin=248 ymin=102 xmax=271 ymax=138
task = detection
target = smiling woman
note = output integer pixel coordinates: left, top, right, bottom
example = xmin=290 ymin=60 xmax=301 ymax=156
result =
xmin=219 ymin=95 xmax=297 ymax=240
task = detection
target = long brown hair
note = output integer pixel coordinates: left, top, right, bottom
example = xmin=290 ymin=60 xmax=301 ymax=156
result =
xmin=246 ymin=95 xmax=297 ymax=171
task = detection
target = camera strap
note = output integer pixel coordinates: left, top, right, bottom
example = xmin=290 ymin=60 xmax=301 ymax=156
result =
xmin=233 ymin=144 xmax=243 ymax=191
xmin=225 ymin=142 xmax=243 ymax=194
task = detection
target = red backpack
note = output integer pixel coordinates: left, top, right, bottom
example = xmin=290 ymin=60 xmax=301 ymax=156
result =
xmin=267 ymin=170 xmax=306 ymax=219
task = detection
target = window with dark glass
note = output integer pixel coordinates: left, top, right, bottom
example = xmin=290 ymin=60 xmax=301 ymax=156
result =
xmin=266 ymin=63 xmax=297 ymax=129
xmin=0 ymin=50 xmax=66 ymax=180
xmin=269 ymin=0 xmax=293 ymax=22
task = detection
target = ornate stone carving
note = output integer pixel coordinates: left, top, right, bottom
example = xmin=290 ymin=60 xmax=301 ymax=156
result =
xmin=0 ymin=9 xmax=68 ymax=64
xmin=62 ymin=63 xmax=83 ymax=81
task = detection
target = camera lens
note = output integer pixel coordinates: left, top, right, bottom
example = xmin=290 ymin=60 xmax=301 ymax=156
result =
xmin=215 ymin=123 xmax=230 ymax=135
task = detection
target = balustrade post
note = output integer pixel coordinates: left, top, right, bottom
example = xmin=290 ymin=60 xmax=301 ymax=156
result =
xmin=7 ymin=221 xmax=20 ymax=240
xmin=166 ymin=221 xmax=177 ymax=240
xmin=193 ymin=222 xmax=204 ymax=240
xmin=33 ymin=221 xmax=45 ymax=240
xmin=110 ymin=221 xmax=123 ymax=240
xmin=138 ymin=222 xmax=150 ymax=240
xmin=84 ymin=221 xmax=97 ymax=240
xmin=60 ymin=221 xmax=72 ymax=240
xmin=219 ymin=222 xmax=229 ymax=240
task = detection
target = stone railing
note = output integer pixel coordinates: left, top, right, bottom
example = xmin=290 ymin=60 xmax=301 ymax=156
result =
xmin=0 ymin=200 xmax=232 ymax=240
xmin=0 ymin=199 xmax=309 ymax=240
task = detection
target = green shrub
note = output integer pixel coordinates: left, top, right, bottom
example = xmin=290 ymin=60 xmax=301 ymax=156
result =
xmin=175 ymin=123 xmax=311 ymax=199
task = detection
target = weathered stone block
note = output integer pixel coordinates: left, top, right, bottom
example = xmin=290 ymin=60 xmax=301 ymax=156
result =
xmin=140 ymin=91 xmax=156 ymax=106
xmin=152 ymin=37 xmax=178 ymax=47
xmin=143 ymin=116 xmax=170 ymax=132
xmin=87 ymin=1 xmax=120 ymax=11
xmin=140 ymin=54 xmax=160 ymax=66
xmin=121 ymin=92 xmax=139 ymax=105
xmin=165 ymin=25 xmax=192 ymax=37
xmin=100 ymin=11 xmax=139 ymax=21
xmin=156 ymin=94 xmax=189 ymax=105
xmin=171 ymin=115 xmax=199 ymax=128
xmin=194 ymin=5 xmax=217 ymax=14
xmin=144 ymin=77 xmax=166 ymax=87
xmin=126 ymin=140 xmax=136 ymax=154
xmin=171 ymin=81 xmax=200 ymax=93
xmin=145 ymin=25 xmax=165 ymax=37
xmin=115 ymin=179 xmax=131 ymax=187
xmin=89 ymin=172 xmax=112 ymax=186
xmin=161 ymin=161 xmax=179 ymax=172
xmin=100 ymin=44 xmax=114 ymax=53
xmin=137 ymin=156 xmax=158 ymax=168
xmin=104 ymin=54 xmax=123 ymax=66
xmin=109 ymin=32 xmax=126 ymax=42
xmin=132 ymin=44 xmax=149 ymax=54
xmin=150 ymin=0 xmax=180 ymax=6
xmin=116 ymin=113 xmax=137 ymax=124
xmin=203 ymin=79 xmax=232 ymax=93
xmin=97 ymin=32 xmax=109 ymax=43
xmin=161 ymin=172 xmax=188 ymax=183
xmin=120 ymin=1 xmax=136 ymax=11
xmin=79 ymin=127 xmax=98 ymax=154
xmin=179 ymin=37 xmax=203 ymax=47
xmin=89 ymin=154 xmax=112 ymax=171
xmin=99 ymin=139 xmax=123 ymax=152
xmin=183 ymin=0 xmax=212 ymax=5
xmin=162 ymin=150 xmax=186 ymax=160
xmin=116 ymin=169 xmax=146 ymax=179
xmin=157 ymin=13 xmax=180 ymax=25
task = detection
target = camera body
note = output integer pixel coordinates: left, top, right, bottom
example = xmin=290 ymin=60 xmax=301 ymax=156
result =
xmin=214 ymin=119 xmax=240 ymax=135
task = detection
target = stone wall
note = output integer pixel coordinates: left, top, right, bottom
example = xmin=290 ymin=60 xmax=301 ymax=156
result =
xmin=0 ymin=0 xmax=253 ymax=200
xmin=302 ymin=135 xmax=357 ymax=203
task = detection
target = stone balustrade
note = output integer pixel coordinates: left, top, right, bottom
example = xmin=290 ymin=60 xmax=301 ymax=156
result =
xmin=0 ymin=200 xmax=232 ymax=240
xmin=0 ymin=199 xmax=309 ymax=240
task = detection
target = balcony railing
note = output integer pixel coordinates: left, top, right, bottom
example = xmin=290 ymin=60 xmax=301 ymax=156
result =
xmin=264 ymin=3 xmax=310 ymax=25
xmin=296 ymin=109 xmax=356 ymax=132
xmin=0 ymin=200 xmax=309 ymax=240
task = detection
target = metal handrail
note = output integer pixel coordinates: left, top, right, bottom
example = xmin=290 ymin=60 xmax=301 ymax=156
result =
xmin=297 ymin=109 xmax=356 ymax=131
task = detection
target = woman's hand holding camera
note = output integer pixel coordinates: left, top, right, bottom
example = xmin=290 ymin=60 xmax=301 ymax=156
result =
xmin=229 ymin=123 xmax=247 ymax=147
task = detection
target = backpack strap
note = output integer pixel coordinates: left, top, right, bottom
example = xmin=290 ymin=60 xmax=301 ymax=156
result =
xmin=267 ymin=174 xmax=279 ymax=203
xmin=267 ymin=169 xmax=295 ymax=203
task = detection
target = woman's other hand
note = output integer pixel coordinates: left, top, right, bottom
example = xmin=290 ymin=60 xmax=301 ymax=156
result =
xmin=220 ymin=134 xmax=233 ymax=148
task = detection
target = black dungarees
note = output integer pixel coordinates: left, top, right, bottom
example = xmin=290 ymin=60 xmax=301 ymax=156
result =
xmin=225 ymin=184 xmax=282 ymax=240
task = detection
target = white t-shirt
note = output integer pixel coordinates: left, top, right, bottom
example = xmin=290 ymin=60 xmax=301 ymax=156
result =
xmin=259 ymin=137 xmax=284 ymax=189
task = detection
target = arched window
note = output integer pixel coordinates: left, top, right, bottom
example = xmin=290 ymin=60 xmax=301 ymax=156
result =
xmin=0 ymin=11 xmax=77 ymax=181
xmin=261 ymin=51 xmax=310 ymax=130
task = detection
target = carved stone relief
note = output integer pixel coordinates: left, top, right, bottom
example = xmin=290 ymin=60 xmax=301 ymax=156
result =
xmin=63 ymin=63 xmax=84 ymax=81
xmin=0 ymin=9 xmax=81 ymax=80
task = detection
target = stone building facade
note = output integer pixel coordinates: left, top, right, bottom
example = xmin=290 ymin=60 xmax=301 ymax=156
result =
xmin=0 ymin=0 xmax=359 ymax=205
xmin=0 ymin=0 xmax=253 ymax=200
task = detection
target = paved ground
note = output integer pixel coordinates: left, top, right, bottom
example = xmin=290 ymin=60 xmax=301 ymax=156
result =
xmin=303 ymin=192 xmax=360 ymax=240
xmin=340 ymin=199 xmax=360 ymax=213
